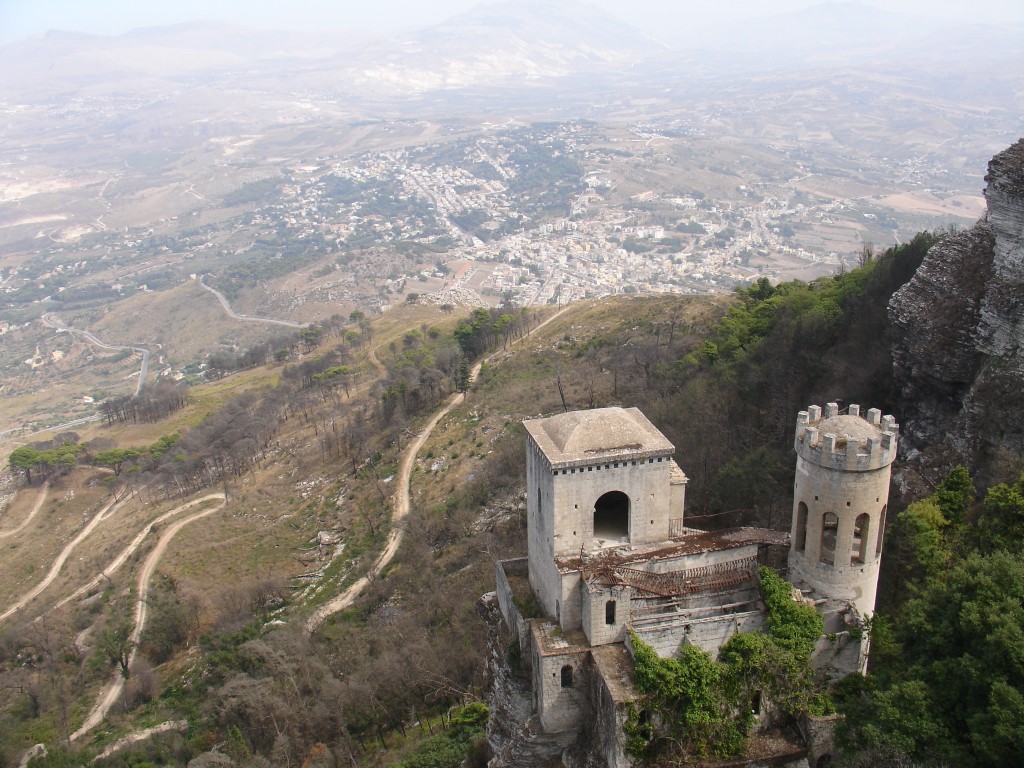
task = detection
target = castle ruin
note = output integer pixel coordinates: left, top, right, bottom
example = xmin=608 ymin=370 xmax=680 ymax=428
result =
xmin=485 ymin=403 xmax=898 ymax=767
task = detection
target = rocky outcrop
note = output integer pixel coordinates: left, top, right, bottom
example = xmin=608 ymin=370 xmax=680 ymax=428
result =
xmin=479 ymin=594 xmax=578 ymax=767
xmin=889 ymin=138 xmax=1024 ymax=481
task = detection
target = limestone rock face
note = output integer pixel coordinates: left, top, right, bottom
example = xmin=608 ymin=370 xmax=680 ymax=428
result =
xmin=889 ymin=138 xmax=1024 ymax=478
xmin=479 ymin=594 xmax=578 ymax=767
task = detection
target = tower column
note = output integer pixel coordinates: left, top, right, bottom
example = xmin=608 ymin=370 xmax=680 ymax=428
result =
xmin=787 ymin=403 xmax=898 ymax=618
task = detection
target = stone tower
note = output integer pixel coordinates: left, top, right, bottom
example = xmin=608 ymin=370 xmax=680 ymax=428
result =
xmin=788 ymin=403 xmax=898 ymax=617
xmin=523 ymin=407 xmax=685 ymax=630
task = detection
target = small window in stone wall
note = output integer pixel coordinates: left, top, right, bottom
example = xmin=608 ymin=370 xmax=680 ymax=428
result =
xmin=605 ymin=600 xmax=616 ymax=625
xmin=561 ymin=664 xmax=573 ymax=687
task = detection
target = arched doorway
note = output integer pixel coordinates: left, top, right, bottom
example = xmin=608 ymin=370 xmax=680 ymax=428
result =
xmin=593 ymin=491 xmax=630 ymax=541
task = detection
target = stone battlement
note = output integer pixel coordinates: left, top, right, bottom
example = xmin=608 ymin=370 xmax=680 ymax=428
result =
xmin=794 ymin=403 xmax=898 ymax=471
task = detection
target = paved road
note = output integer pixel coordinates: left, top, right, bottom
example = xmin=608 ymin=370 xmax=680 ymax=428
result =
xmin=306 ymin=305 xmax=570 ymax=632
xmin=197 ymin=275 xmax=306 ymax=329
xmin=41 ymin=313 xmax=151 ymax=398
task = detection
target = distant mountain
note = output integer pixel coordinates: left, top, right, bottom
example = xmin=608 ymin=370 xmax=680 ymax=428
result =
xmin=314 ymin=0 xmax=665 ymax=96
xmin=0 ymin=0 xmax=1019 ymax=107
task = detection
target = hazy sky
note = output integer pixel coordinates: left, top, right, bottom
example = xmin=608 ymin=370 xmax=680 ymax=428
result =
xmin=1 ymin=0 xmax=1022 ymax=44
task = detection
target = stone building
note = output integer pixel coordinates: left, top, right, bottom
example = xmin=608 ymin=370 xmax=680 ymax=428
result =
xmin=486 ymin=403 xmax=899 ymax=767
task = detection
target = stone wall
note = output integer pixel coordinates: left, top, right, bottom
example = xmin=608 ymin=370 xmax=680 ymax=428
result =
xmin=550 ymin=458 xmax=676 ymax=555
xmin=811 ymin=629 xmax=867 ymax=680
xmin=480 ymin=594 xmax=578 ymax=768
xmin=532 ymin=632 xmax=588 ymax=733
xmin=495 ymin=558 xmax=532 ymax=653
xmin=582 ymin=582 xmax=630 ymax=647
xmin=633 ymin=610 xmax=765 ymax=657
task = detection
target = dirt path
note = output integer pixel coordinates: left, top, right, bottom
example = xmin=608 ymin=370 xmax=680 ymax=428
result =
xmin=0 ymin=482 xmax=49 ymax=541
xmin=305 ymin=384 xmax=469 ymax=632
xmin=306 ymin=305 xmax=570 ymax=632
xmin=0 ymin=486 xmax=129 ymax=624
xmin=71 ymin=494 xmax=226 ymax=741
xmin=367 ymin=343 xmax=387 ymax=378
xmin=51 ymin=493 xmax=224 ymax=612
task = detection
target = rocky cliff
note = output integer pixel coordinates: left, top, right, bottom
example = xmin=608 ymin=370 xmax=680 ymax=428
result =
xmin=889 ymin=138 xmax=1024 ymax=483
xmin=478 ymin=594 xmax=581 ymax=767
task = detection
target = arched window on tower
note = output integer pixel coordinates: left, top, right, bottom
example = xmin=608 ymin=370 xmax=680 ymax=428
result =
xmin=795 ymin=502 xmax=808 ymax=552
xmin=852 ymin=513 xmax=870 ymax=564
xmin=820 ymin=512 xmax=839 ymax=566
xmin=876 ymin=504 xmax=887 ymax=555
xmin=561 ymin=664 xmax=574 ymax=687
xmin=593 ymin=491 xmax=630 ymax=542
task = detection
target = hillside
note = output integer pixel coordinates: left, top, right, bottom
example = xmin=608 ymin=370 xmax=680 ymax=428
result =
xmin=1 ymin=136 xmax=1023 ymax=766
xmin=0 ymin=253 xmax=930 ymax=766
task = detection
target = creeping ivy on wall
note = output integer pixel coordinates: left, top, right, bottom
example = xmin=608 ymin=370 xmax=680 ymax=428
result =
xmin=626 ymin=567 xmax=829 ymax=761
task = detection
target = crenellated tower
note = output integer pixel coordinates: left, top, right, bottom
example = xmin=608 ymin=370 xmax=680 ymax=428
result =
xmin=788 ymin=402 xmax=898 ymax=618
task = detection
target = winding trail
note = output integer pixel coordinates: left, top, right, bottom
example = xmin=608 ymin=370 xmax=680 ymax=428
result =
xmin=306 ymin=305 xmax=570 ymax=632
xmin=40 ymin=313 xmax=151 ymax=398
xmin=0 ymin=487 xmax=130 ymax=625
xmin=305 ymin=380 xmax=472 ymax=632
xmin=51 ymin=493 xmax=221 ymax=613
xmin=197 ymin=275 xmax=306 ymax=329
xmin=0 ymin=482 xmax=49 ymax=541
xmin=71 ymin=493 xmax=226 ymax=741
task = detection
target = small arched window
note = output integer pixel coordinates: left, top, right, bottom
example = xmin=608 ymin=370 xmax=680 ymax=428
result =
xmin=561 ymin=664 xmax=573 ymax=688
xmin=605 ymin=600 xmax=616 ymax=625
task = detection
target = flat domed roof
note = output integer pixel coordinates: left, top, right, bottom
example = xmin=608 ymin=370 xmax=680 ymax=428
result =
xmin=525 ymin=407 xmax=675 ymax=467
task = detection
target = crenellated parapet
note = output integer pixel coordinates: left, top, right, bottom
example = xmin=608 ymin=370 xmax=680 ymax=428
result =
xmin=794 ymin=402 xmax=898 ymax=472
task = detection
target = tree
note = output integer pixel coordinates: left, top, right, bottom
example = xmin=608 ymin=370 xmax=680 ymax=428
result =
xmin=886 ymin=499 xmax=949 ymax=600
xmin=300 ymin=325 xmax=324 ymax=352
xmin=455 ymin=360 xmax=471 ymax=395
xmin=9 ymin=446 xmax=40 ymax=483
xmin=94 ymin=448 xmax=139 ymax=476
xmin=934 ymin=466 xmax=975 ymax=525
xmin=978 ymin=475 xmax=1024 ymax=551
xmin=97 ymin=621 xmax=134 ymax=678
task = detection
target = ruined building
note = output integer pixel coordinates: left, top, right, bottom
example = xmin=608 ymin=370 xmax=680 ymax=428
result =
xmin=484 ymin=403 xmax=898 ymax=767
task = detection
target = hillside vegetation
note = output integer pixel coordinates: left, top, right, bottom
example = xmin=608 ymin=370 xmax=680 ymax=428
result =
xmin=4 ymin=229 xmax=1020 ymax=767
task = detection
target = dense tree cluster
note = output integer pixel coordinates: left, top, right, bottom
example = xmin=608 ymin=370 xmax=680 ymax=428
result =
xmin=99 ymin=381 xmax=190 ymax=425
xmin=7 ymin=435 xmax=85 ymax=484
xmin=453 ymin=306 xmax=536 ymax=359
xmin=836 ymin=469 xmax=1024 ymax=766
